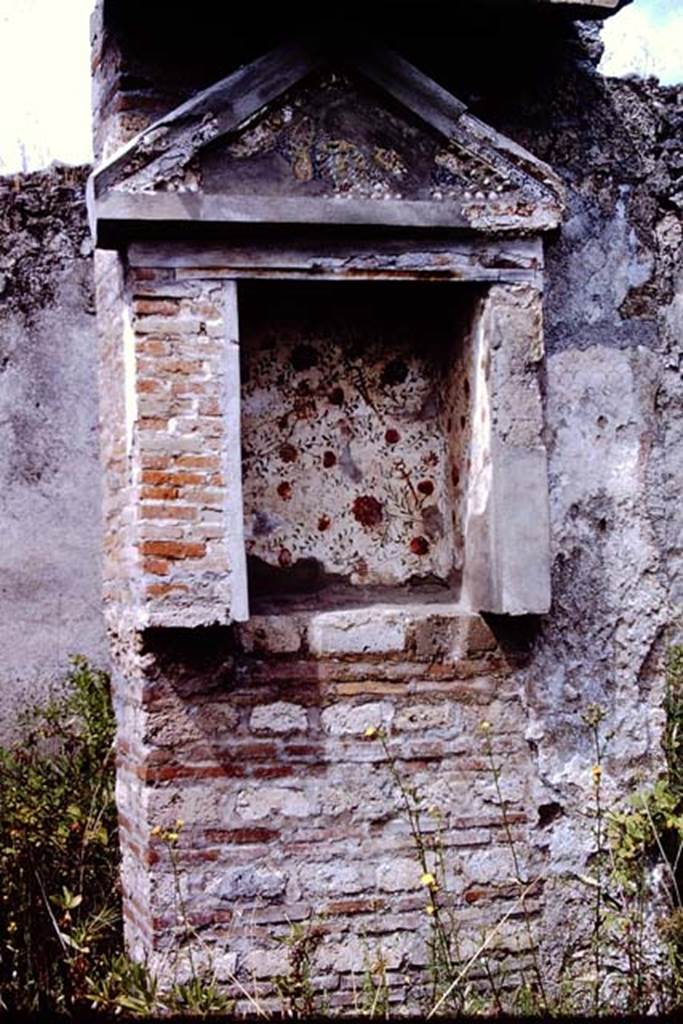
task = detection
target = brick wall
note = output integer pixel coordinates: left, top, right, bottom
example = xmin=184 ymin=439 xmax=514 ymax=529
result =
xmin=100 ymin=257 xmax=543 ymax=996
xmin=113 ymin=608 xmax=541 ymax=1008
xmin=96 ymin=262 xmax=246 ymax=630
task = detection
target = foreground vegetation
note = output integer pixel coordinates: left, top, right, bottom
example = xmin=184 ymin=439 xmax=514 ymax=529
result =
xmin=0 ymin=657 xmax=120 ymax=1013
xmin=1 ymin=650 xmax=682 ymax=1017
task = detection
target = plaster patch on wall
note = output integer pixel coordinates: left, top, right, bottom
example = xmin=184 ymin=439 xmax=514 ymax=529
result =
xmin=555 ymin=190 xmax=655 ymax=329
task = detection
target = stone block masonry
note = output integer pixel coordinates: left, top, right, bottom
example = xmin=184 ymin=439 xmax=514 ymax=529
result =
xmin=112 ymin=608 xmax=541 ymax=1007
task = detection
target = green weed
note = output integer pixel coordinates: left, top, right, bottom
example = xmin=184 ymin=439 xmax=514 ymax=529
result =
xmin=0 ymin=657 xmax=119 ymax=1013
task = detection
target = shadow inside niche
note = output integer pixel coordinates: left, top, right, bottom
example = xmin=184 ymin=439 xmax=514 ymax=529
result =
xmin=247 ymin=554 xmax=459 ymax=614
xmin=142 ymin=624 xmax=239 ymax=698
xmin=482 ymin=612 xmax=542 ymax=656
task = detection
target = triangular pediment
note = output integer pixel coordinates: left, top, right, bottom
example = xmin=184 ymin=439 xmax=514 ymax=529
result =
xmin=90 ymin=41 xmax=564 ymax=246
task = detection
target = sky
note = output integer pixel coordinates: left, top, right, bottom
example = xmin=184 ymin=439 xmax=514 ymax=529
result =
xmin=0 ymin=0 xmax=680 ymax=175
xmin=600 ymin=0 xmax=683 ymax=81
xmin=0 ymin=0 xmax=95 ymax=173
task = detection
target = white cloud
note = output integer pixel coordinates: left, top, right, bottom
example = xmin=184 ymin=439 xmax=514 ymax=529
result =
xmin=0 ymin=0 xmax=95 ymax=174
xmin=601 ymin=0 xmax=683 ymax=84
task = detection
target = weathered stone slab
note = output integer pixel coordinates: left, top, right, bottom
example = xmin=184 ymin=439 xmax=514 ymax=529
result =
xmin=461 ymin=284 xmax=551 ymax=615
xmin=310 ymin=608 xmax=408 ymax=657
xmin=128 ymin=237 xmax=544 ymax=286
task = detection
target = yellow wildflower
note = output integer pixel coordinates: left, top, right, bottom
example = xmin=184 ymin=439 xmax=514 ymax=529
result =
xmin=150 ymin=825 xmax=162 ymax=837
xmin=591 ymin=764 xmax=602 ymax=784
xmin=425 ymin=904 xmax=436 ymax=916
xmin=364 ymin=725 xmax=378 ymax=739
xmin=479 ymin=720 xmax=492 ymax=734
xmin=175 ymin=818 xmax=185 ymax=830
xmin=420 ymin=871 xmax=437 ymax=888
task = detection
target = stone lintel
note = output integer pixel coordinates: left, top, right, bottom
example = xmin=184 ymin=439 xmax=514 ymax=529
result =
xmin=539 ymin=0 xmax=625 ymax=12
xmin=126 ymin=237 xmax=545 ymax=287
xmin=92 ymin=193 xmax=562 ymax=250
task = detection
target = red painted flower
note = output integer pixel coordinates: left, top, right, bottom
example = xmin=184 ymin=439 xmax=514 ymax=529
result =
xmin=328 ymin=387 xmax=345 ymax=406
xmin=352 ymin=495 xmax=383 ymax=528
xmin=322 ymin=450 xmax=337 ymax=468
xmin=385 ymin=428 xmax=400 ymax=445
xmin=417 ymin=480 xmax=434 ymax=496
xmin=318 ymin=514 xmax=331 ymax=532
xmin=278 ymin=442 xmax=298 ymax=463
xmin=451 ymin=466 xmax=460 ymax=487
xmin=294 ymin=380 xmax=316 ymax=420
xmin=277 ymin=481 xmax=292 ymax=500
xmin=278 ymin=547 xmax=292 ymax=567
xmin=410 ymin=536 xmax=430 ymax=556
xmin=354 ymin=558 xmax=368 ymax=577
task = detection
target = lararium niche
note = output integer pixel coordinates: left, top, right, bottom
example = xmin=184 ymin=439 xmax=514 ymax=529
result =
xmin=89 ymin=35 xmax=565 ymax=992
xmin=90 ymin=39 xmax=563 ymax=626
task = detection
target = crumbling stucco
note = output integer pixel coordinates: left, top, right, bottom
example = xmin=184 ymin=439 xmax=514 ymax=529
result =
xmin=0 ymin=167 xmax=109 ymax=739
xmin=481 ymin=44 xmax=682 ymax=981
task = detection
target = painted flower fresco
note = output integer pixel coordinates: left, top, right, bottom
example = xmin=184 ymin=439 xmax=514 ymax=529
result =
xmin=352 ymin=495 xmax=384 ymax=528
xmin=240 ymin=282 xmax=473 ymax=588
xmin=197 ymin=68 xmax=527 ymax=205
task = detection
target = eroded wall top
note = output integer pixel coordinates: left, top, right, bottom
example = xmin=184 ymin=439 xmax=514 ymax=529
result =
xmin=91 ymin=0 xmax=631 ymax=161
